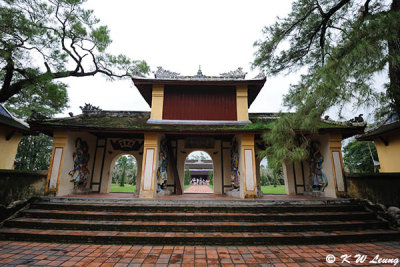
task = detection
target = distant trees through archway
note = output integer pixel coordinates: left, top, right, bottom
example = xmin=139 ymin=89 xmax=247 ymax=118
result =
xmin=259 ymin=157 xmax=286 ymax=195
xmin=111 ymin=154 xmax=137 ymax=193
xmin=184 ymin=151 xmax=214 ymax=194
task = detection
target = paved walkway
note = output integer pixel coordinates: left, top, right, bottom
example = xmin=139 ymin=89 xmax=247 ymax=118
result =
xmin=184 ymin=185 xmax=214 ymax=194
xmin=0 ymin=241 xmax=399 ymax=266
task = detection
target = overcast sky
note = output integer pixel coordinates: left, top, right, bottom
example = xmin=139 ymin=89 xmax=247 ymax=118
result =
xmin=58 ymin=0 xmax=383 ymax=123
xmin=60 ymin=0 xmax=301 ymax=117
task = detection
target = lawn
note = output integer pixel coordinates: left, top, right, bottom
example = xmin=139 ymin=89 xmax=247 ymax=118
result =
xmin=110 ymin=183 xmax=136 ymax=193
xmin=261 ymin=185 xmax=286 ymax=194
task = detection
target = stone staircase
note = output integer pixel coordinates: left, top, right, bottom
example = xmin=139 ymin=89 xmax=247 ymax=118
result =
xmin=0 ymin=197 xmax=399 ymax=245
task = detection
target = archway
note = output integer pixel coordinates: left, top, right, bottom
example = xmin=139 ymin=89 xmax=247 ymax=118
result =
xmin=184 ymin=151 xmax=214 ymax=194
xmin=259 ymin=157 xmax=286 ymax=195
xmin=109 ymin=154 xmax=138 ymax=193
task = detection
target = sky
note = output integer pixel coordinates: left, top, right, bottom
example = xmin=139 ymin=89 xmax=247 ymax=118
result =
xmin=60 ymin=0 xmax=299 ymax=117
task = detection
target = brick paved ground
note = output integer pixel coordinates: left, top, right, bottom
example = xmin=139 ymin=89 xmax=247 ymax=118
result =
xmin=0 ymin=241 xmax=399 ymax=266
xmin=184 ymin=185 xmax=214 ymax=194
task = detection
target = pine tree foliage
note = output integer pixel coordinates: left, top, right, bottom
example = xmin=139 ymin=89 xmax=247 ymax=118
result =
xmin=343 ymin=139 xmax=378 ymax=173
xmin=0 ymin=0 xmax=150 ymax=103
xmin=253 ymin=0 xmax=400 ymax=169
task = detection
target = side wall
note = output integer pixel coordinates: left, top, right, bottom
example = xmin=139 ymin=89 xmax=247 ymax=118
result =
xmin=51 ymin=132 xmax=144 ymax=196
xmin=0 ymin=170 xmax=47 ymax=221
xmin=0 ymin=126 xmax=22 ymax=169
xmin=374 ymin=130 xmax=400 ymax=173
xmin=346 ymin=173 xmax=400 ymax=207
xmin=56 ymin=132 xmax=96 ymax=196
xmin=282 ymin=133 xmax=344 ymax=198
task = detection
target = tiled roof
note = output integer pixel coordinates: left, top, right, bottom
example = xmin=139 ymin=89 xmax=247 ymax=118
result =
xmin=0 ymin=104 xmax=30 ymax=131
xmin=357 ymin=114 xmax=400 ymax=140
xmin=28 ymin=110 xmax=365 ymax=137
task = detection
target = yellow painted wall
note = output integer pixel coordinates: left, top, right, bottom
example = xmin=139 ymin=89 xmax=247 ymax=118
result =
xmin=236 ymin=85 xmax=249 ymax=121
xmin=139 ymin=133 xmax=161 ymax=198
xmin=151 ymin=85 xmax=164 ymax=120
xmin=0 ymin=126 xmax=22 ymax=169
xmin=238 ymin=134 xmax=257 ymax=198
xmin=374 ymin=129 xmax=400 ymax=172
xmin=47 ymin=131 xmax=68 ymax=195
xmin=282 ymin=134 xmax=338 ymax=198
xmin=328 ymin=133 xmax=346 ymax=196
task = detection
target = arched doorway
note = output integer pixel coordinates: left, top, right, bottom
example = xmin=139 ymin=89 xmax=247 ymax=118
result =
xmin=259 ymin=157 xmax=286 ymax=195
xmin=184 ymin=151 xmax=214 ymax=194
xmin=110 ymin=154 xmax=138 ymax=193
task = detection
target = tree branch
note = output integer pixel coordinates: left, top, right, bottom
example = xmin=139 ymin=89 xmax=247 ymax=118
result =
xmin=1 ymin=50 xmax=14 ymax=94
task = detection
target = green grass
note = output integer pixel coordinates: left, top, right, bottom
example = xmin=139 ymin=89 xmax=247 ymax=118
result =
xmin=261 ymin=185 xmax=286 ymax=194
xmin=110 ymin=183 xmax=136 ymax=193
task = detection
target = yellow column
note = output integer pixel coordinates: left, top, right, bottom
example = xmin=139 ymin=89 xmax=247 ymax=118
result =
xmin=328 ymin=133 xmax=345 ymax=196
xmin=46 ymin=131 xmax=68 ymax=194
xmin=239 ymin=134 xmax=258 ymax=198
xmin=236 ymin=85 xmax=249 ymax=121
xmin=150 ymin=85 xmax=164 ymax=120
xmin=0 ymin=127 xmax=22 ymax=169
xmin=374 ymin=130 xmax=400 ymax=172
xmin=139 ymin=133 xmax=160 ymax=198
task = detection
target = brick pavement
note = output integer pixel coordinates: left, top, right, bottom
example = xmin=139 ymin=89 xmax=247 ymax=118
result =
xmin=184 ymin=185 xmax=214 ymax=194
xmin=0 ymin=240 xmax=399 ymax=266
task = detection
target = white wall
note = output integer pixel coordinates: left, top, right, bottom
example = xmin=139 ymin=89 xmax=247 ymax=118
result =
xmin=57 ymin=132 xmax=96 ymax=196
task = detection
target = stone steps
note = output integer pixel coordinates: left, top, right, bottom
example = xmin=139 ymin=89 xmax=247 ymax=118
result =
xmin=6 ymin=217 xmax=387 ymax=232
xmin=0 ymin=197 xmax=399 ymax=245
xmin=20 ymin=209 xmax=377 ymax=222
xmin=30 ymin=202 xmax=365 ymax=213
xmin=0 ymin=227 xmax=398 ymax=245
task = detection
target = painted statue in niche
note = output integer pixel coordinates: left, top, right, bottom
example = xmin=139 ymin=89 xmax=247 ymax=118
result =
xmin=231 ymin=141 xmax=240 ymax=190
xmin=156 ymin=140 xmax=168 ymax=191
xmin=69 ymin=138 xmax=90 ymax=190
xmin=308 ymin=141 xmax=328 ymax=192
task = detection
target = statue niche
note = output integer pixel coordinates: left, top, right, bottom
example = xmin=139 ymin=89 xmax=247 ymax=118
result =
xmin=156 ymin=140 xmax=168 ymax=192
xmin=231 ymin=141 xmax=240 ymax=191
xmin=69 ymin=138 xmax=90 ymax=191
xmin=308 ymin=141 xmax=328 ymax=192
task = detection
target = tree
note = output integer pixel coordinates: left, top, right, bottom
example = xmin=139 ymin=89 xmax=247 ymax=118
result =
xmin=4 ymin=71 xmax=69 ymax=171
xmin=130 ymin=167 xmax=137 ymax=186
xmin=343 ymin=139 xmax=378 ymax=173
xmin=0 ymin=0 xmax=149 ymax=103
xmin=113 ymin=155 xmax=137 ymax=186
xmin=208 ymin=171 xmax=213 ymax=186
xmin=14 ymin=134 xmax=53 ymax=171
xmin=253 ymin=0 xmax=400 ymax=169
xmin=188 ymin=151 xmax=210 ymax=160
xmin=119 ymin=166 xmax=126 ymax=187
xmin=184 ymin=166 xmax=191 ymax=185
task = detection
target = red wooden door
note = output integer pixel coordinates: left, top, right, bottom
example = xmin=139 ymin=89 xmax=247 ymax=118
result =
xmin=162 ymin=85 xmax=237 ymax=121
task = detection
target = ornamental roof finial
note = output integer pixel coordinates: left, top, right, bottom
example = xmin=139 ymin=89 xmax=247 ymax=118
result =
xmin=197 ymin=65 xmax=203 ymax=77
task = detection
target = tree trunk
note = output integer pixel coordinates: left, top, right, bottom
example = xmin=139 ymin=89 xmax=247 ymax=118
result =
xmin=388 ymin=0 xmax=400 ymax=116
